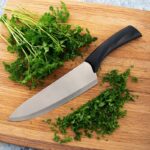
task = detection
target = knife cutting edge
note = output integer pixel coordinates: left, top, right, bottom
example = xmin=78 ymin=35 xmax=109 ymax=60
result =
xmin=9 ymin=25 xmax=142 ymax=121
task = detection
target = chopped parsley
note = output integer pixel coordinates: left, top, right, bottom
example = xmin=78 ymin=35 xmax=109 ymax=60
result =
xmin=44 ymin=67 xmax=138 ymax=143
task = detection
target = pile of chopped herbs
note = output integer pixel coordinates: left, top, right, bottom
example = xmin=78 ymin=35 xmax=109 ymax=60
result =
xmin=43 ymin=68 xmax=138 ymax=144
xmin=0 ymin=2 xmax=96 ymax=88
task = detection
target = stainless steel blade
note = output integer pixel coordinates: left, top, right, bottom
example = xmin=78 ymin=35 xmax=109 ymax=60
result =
xmin=9 ymin=62 xmax=97 ymax=121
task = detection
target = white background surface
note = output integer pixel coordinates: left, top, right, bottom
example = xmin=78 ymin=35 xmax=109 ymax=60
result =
xmin=0 ymin=0 xmax=150 ymax=149
xmin=82 ymin=0 xmax=150 ymax=10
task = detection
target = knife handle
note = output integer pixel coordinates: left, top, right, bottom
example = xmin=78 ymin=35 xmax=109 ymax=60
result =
xmin=85 ymin=25 xmax=142 ymax=72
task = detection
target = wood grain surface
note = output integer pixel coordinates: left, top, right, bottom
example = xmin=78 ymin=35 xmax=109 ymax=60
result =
xmin=0 ymin=0 xmax=150 ymax=149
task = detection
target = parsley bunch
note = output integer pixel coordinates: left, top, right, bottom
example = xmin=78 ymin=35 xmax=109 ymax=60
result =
xmin=0 ymin=2 xmax=96 ymax=88
xmin=44 ymin=68 xmax=138 ymax=143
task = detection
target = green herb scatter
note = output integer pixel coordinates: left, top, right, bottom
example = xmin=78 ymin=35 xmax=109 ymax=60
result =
xmin=0 ymin=2 xmax=96 ymax=88
xmin=44 ymin=68 xmax=138 ymax=143
xmin=131 ymin=76 xmax=138 ymax=83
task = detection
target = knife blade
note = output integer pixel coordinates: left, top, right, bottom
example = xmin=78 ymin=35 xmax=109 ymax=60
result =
xmin=9 ymin=25 xmax=142 ymax=121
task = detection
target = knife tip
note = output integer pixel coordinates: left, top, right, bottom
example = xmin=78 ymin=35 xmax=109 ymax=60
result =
xmin=8 ymin=111 xmax=34 ymax=122
xmin=8 ymin=112 xmax=23 ymax=122
xmin=8 ymin=107 xmax=28 ymax=122
xmin=8 ymin=114 xmax=18 ymax=122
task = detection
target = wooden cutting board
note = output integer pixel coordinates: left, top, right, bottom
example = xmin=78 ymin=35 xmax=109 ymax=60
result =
xmin=0 ymin=0 xmax=150 ymax=149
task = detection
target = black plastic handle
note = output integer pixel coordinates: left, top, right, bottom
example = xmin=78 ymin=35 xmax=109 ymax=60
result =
xmin=85 ymin=25 xmax=142 ymax=72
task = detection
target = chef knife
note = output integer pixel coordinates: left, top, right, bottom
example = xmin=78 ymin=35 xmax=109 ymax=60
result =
xmin=9 ymin=25 xmax=142 ymax=121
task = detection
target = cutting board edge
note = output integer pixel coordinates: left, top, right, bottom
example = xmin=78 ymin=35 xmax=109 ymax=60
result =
xmin=0 ymin=133 xmax=100 ymax=150
xmin=0 ymin=0 xmax=150 ymax=149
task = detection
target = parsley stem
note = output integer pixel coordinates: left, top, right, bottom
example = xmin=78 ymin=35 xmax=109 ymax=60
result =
xmin=0 ymin=33 xmax=9 ymax=44
xmin=2 ymin=18 xmax=20 ymax=44
xmin=14 ymin=27 xmax=37 ymax=57
xmin=1 ymin=17 xmax=31 ymax=67
xmin=14 ymin=13 xmax=62 ymax=51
